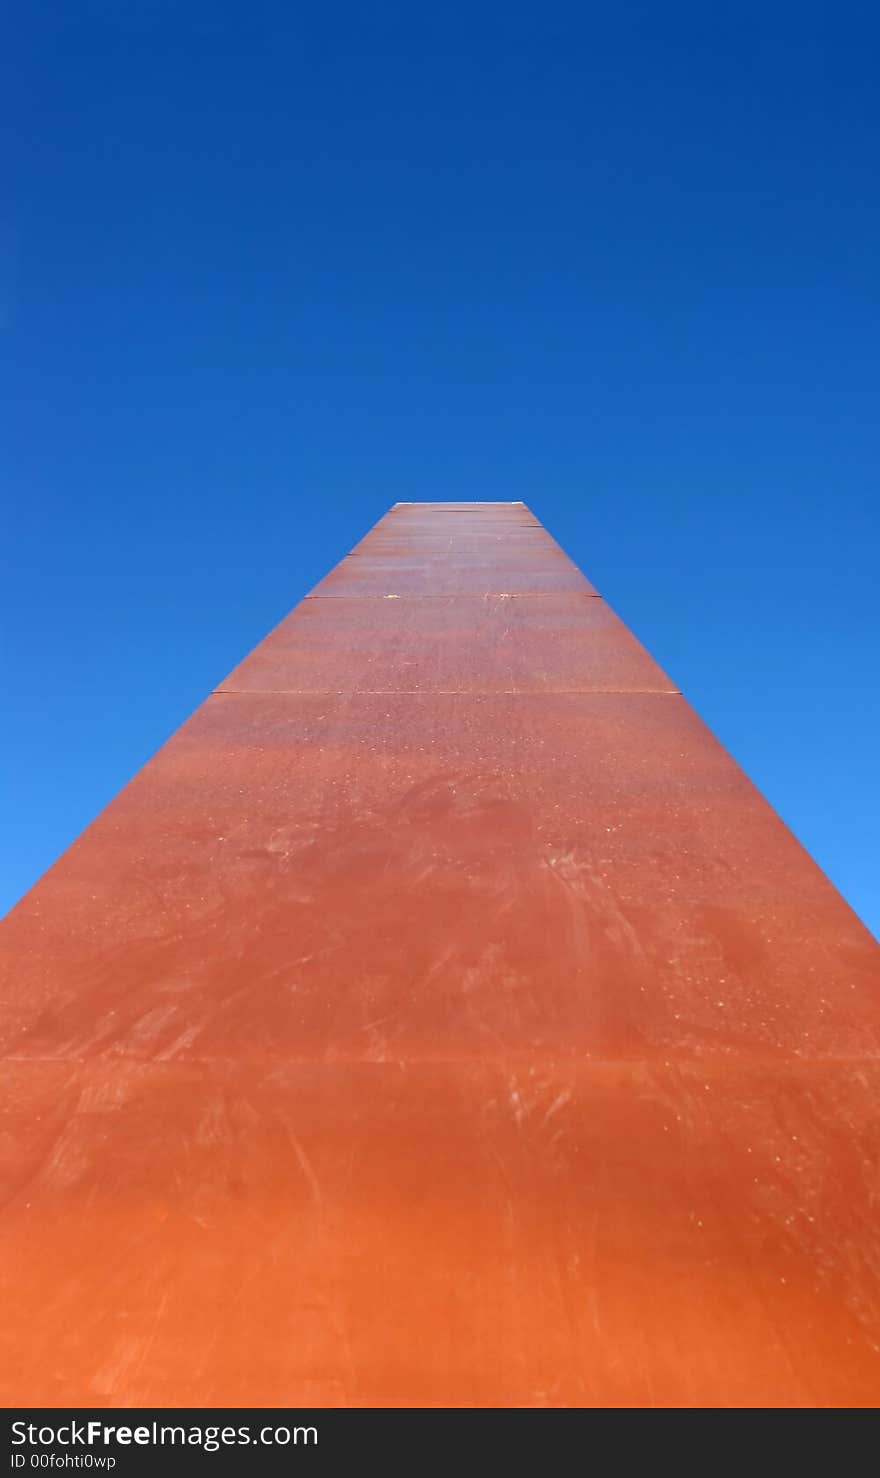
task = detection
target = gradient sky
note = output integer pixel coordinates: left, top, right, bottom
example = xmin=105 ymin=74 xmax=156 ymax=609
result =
xmin=2 ymin=2 xmax=878 ymax=937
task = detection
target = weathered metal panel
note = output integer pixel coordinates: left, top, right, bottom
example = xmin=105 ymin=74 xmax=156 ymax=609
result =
xmin=310 ymin=560 xmax=596 ymax=597
xmin=1 ymin=502 xmax=878 ymax=1408
xmin=219 ymin=594 xmax=674 ymax=694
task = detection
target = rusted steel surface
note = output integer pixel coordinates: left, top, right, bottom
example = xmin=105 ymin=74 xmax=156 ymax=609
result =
xmin=310 ymin=560 xmax=595 ymax=597
xmin=220 ymin=595 xmax=675 ymax=694
xmin=1 ymin=502 xmax=879 ymax=1408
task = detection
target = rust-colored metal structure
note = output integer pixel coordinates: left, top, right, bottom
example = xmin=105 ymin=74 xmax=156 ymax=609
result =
xmin=2 ymin=501 xmax=879 ymax=1408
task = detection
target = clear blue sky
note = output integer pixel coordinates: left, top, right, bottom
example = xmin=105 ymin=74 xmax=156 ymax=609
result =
xmin=2 ymin=2 xmax=878 ymax=937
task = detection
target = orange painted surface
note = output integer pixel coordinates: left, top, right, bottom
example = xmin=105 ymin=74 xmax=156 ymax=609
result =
xmin=1 ymin=501 xmax=879 ymax=1408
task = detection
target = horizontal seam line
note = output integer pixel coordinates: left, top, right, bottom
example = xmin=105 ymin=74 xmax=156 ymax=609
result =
xmin=212 ymin=687 xmax=681 ymax=696
xmin=305 ymin=591 xmax=602 ymax=599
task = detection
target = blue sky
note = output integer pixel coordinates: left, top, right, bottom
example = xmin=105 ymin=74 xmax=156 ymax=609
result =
xmin=2 ymin=2 xmax=878 ymax=937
